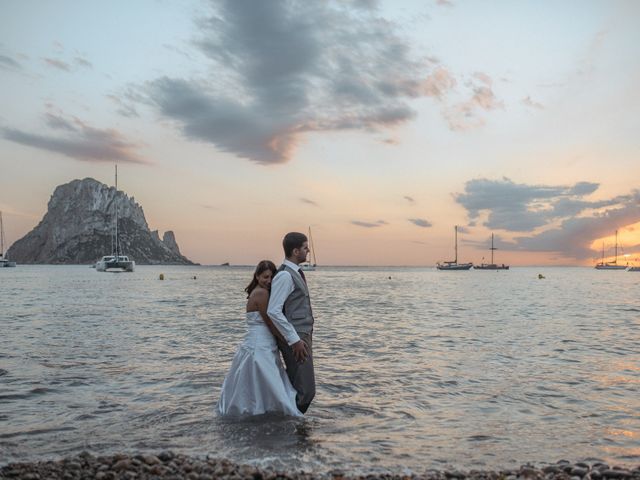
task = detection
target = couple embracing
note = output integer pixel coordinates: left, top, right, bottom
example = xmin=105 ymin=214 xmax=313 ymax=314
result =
xmin=217 ymin=232 xmax=315 ymax=417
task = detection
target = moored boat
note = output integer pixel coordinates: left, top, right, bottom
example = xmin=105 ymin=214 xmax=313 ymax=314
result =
xmin=0 ymin=211 xmax=17 ymax=267
xmin=299 ymin=226 xmax=318 ymax=271
xmin=474 ymin=233 xmax=509 ymax=270
xmin=95 ymin=255 xmax=135 ymax=272
xmin=95 ymin=166 xmax=135 ymax=273
xmin=437 ymin=226 xmax=473 ymax=270
xmin=595 ymin=230 xmax=626 ymax=270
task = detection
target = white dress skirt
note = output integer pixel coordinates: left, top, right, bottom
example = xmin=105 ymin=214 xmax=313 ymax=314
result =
xmin=217 ymin=311 xmax=302 ymax=417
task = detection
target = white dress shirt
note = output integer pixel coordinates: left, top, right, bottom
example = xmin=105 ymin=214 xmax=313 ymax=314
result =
xmin=267 ymin=259 xmax=302 ymax=345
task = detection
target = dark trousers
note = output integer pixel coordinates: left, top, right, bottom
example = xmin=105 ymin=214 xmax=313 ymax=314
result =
xmin=278 ymin=332 xmax=315 ymax=414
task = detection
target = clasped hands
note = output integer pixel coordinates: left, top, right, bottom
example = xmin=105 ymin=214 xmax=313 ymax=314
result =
xmin=291 ymin=339 xmax=310 ymax=363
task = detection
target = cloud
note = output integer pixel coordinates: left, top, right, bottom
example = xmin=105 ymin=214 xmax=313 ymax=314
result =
xmin=409 ymin=218 xmax=432 ymax=228
xmin=578 ymin=29 xmax=610 ymax=77
xmin=162 ymin=43 xmax=196 ymax=60
xmin=444 ymin=81 xmax=503 ymax=131
xmin=422 ymin=67 xmax=456 ymax=99
xmin=569 ymin=181 xmax=599 ymax=196
xmin=42 ymin=54 xmax=92 ymax=72
xmin=454 ymin=177 xmax=606 ymax=231
xmin=352 ymin=220 xmax=388 ymax=228
xmin=473 ymin=72 xmax=492 ymax=86
xmin=45 ymin=112 xmax=77 ymax=131
xmin=465 ymin=233 xmax=511 ymax=250
xmin=2 ymin=113 xmax=147 ymax=164
xmin=136 ymin=0 xmax=451 ymax=164
xmin=455 ymin=177 xmax=640 ymax=259
xmin=512 ymin=194 xmax=640 ymax=259
xmin=107 ymin=92 xmax=141 ymax=118
xmin=522 ymin=96 xmax=544 ymax=109
xmin=0 ymin=54 xmax=21 ymax=71
xmin=44 ymin=57 xmax=71 ymax=71
xmin=300 ymin=197 xmax=319 ymax=207
xmin=74 ymin=56 xmax=93 ymax=68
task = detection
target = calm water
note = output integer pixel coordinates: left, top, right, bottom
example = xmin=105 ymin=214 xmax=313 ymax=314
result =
xmin=1 ymin=265 xmax=639 ymax=473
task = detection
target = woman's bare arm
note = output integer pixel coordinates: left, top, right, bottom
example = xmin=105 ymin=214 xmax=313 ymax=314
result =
xmin=252 ymin=288 xmax=286 ymax=343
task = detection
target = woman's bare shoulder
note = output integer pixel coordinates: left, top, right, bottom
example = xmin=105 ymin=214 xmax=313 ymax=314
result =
xmin=249 ymin=287 xmax=269 ymax=300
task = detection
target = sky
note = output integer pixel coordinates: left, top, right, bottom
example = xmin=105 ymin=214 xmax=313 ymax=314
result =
xmin=1 ymin=0 xmax=639 ymax=266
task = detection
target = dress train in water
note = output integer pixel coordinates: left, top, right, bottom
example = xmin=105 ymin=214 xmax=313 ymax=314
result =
xmin=217 ymin=311 xmax=301 ymax=417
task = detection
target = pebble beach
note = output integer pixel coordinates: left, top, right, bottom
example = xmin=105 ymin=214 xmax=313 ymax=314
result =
xmin=2 ymin=452 xmax=640 ymax=480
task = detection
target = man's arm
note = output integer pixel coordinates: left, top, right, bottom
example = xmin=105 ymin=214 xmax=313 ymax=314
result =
xmin=267 ymin=271 xmax=301 ymax=345
xmin=253 ymin=289 xmax=285 ymax=343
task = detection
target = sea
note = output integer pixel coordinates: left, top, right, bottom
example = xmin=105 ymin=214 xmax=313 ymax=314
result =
xmin=1 ymin=265 xmax=638 ymax=473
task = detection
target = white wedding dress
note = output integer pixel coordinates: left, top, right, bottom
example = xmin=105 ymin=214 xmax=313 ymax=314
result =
xmin=217 ymin=311 xmax=302 ymax=417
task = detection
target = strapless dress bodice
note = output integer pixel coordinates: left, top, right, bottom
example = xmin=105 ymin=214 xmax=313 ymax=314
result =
xmin=243 ymin=311 xmax=276 ymax=348
xmin=246 ymin=310 xmax=267 ymax=326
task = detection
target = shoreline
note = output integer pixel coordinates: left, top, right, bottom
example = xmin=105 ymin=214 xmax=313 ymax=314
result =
xmin=2 ymin=452 xmax=639 ymax=480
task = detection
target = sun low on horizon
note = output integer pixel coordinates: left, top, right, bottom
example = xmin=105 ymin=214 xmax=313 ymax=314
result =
xmin=1 ymin=0 xmax=639 ymax=267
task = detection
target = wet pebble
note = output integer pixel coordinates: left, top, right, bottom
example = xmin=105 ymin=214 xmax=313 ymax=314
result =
xmin=142 ymin=454 xmax=161 ymax=466
xmin=602 ymin=471 xmax=633 ymax=479
xmin=1 ymin=454 xmax=639 ymax=480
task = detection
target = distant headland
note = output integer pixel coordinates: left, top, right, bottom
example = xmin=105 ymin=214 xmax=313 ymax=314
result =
xmin=6 ymin=178 xmax=196 ymax=265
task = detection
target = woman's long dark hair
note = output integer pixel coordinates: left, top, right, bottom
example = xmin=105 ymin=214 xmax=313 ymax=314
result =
xmin=245 ymin=260 xmax=277 ymax=298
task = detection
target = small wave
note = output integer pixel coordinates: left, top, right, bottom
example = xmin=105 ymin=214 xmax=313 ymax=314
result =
xmin=0 ymin=368 xmax=8 ymax=376
xmin=0 ymin=387 xmax=55 ymax=401
xmin=31 ymin=387 xmax=55 ymax=395
xmin=74 ymin=414 xmax=96 ymax=421
xmin=0 ymin=426 xmax=76 ymax=439
xmin=40 ymin=361 xmax=87 ymax=369
xmin=468 ymin=435 xmax=496 ymax=442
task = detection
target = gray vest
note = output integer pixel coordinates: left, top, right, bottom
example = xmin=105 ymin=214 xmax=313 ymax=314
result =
xmin=279 ymin=264 xmax=314 ymax=334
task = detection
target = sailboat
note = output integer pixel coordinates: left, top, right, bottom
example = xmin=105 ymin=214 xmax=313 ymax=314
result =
xmin=437 ymin=225 xmax=473 ymax=270
xmin=0 ymin=211 xmax=17 ymax=267
xmin=299 ymin=226 xmax=317 ymax=271
xmin=594 ymin=230 xmax=626 ymax=270
xmin=95 ymin=166 xmax=135 ymax=272
xmin=474 ymin=233 xmax=509 ymax=270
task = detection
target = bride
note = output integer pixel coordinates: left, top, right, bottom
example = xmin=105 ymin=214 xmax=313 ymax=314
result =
xmin=217 ymin=260 xmax=302 ymax=417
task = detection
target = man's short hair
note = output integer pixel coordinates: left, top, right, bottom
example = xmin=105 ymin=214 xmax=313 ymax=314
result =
xmin=283 ymin=232 xmax=308 ymax=257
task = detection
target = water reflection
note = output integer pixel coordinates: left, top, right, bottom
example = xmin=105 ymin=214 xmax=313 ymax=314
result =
xmin=0 ymin=266 xmax=639 ymax=472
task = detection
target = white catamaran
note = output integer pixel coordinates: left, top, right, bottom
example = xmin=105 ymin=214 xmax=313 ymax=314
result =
xmin=437 ymin=225 xmax=473 ymax=270
xmin=95 ymin=166 xmax=135 ymax=272
xmin=0 ymin=211 xmax=17 ymax=267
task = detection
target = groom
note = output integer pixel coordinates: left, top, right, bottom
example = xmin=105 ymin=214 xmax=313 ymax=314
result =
xmin=267 ymin=232 xmax=316 ymax=414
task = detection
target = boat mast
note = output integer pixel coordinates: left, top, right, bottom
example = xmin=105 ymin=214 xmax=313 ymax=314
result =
xmin=614 ymin=230 xmax=618 ymax=265
xmin=490 ymin=233 xmax=496 ymax=264
xmin=308 ymin=227 xmax=317 ymax=266
xmin=454 ymin=225 xmax=458 ymax=264
xmin=115 ymin=165 xmax=119 ymax=259
xmin=0 ymin=211 xmax=4 ymax=257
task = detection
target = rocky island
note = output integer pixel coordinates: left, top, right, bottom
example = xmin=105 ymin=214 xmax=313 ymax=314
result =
xmin=6 ymin=178 xmax=196 ymax=265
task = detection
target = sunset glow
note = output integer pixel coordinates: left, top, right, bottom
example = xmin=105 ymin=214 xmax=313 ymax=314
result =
xmin=1 ymin=0 xmax=639 ymax=265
